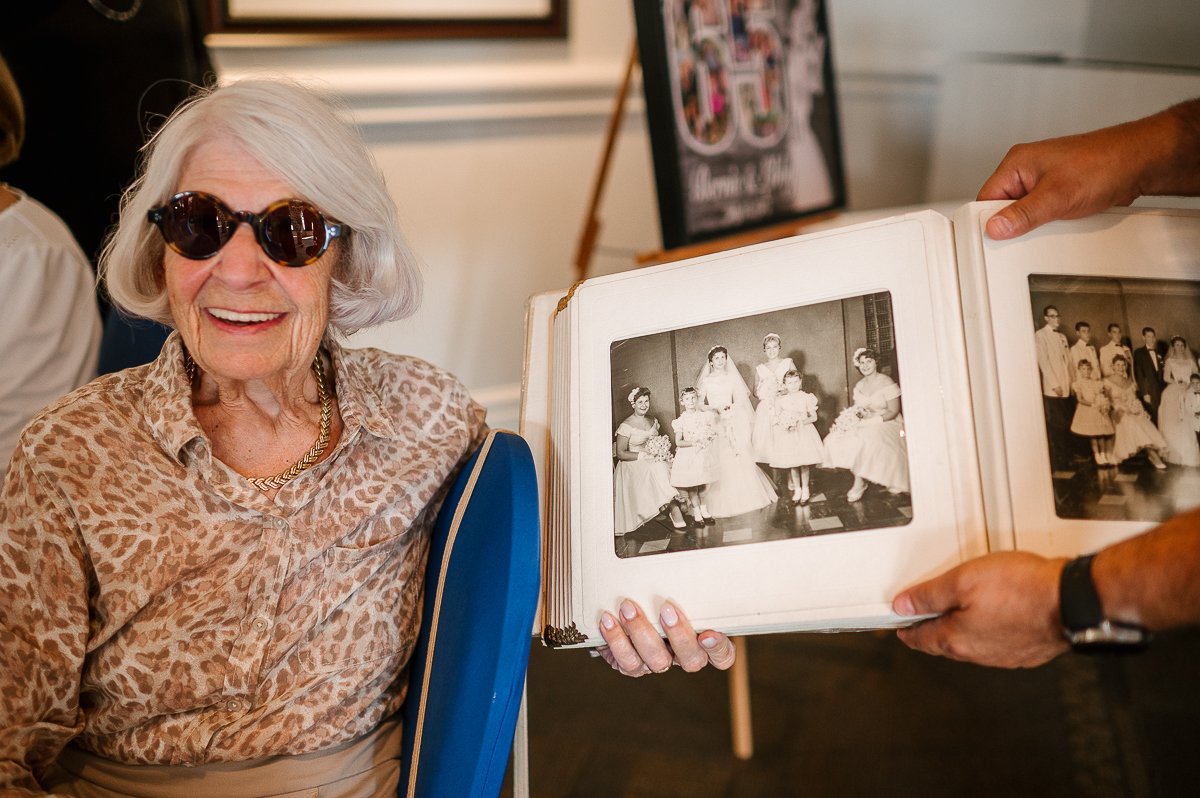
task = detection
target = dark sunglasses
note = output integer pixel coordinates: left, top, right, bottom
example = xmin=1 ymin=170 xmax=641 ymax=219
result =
xmin=147 ymin=191 xmax=346 ymax=267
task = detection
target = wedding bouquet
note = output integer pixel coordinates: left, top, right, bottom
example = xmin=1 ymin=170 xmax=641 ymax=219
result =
xmin=775 ymin=407 xmax=805 ymax=432
xmin=828 ymin=405 xmax=867 ymax=435
xmin=1093 ymin=389 xmax=1112 ymax=416
xmin=643 ymin=434 xmax=674 ymax=463
xmin=681 ymin=413 xmax=717 ymax=449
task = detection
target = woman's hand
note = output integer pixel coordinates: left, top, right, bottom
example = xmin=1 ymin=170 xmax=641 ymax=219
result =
xmin=596 ymin=599 xmax=736 ymax=676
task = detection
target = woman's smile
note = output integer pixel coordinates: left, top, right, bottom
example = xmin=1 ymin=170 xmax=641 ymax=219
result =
xmin=205 ymin=307 xmax=287 ymax=331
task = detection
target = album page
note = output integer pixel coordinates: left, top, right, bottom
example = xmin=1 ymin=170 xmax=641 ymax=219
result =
xmin=954 ymin=202 xmax=1200 ymax=558
xmin=537 ymin=211 xmax=988 ymax=646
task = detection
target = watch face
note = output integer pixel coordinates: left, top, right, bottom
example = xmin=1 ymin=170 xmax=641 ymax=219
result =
xmin=1067 ymin=620 xmax=1152 ymax=653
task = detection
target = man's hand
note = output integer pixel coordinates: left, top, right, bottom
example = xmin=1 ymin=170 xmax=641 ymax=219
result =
xmin=978 ymin=99 xmax=1200 ymax=240
xmin=893 ymin=552 xmax=1070 ymax=668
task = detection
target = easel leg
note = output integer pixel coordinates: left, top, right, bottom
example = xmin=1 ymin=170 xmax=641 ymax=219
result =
xmin=513 ymin=678 xmax=530 ymax=798
xmin=573 ymin=38 xmax=639 ymax=282
xmin=729 ymin=636 xmax=753 ymax=759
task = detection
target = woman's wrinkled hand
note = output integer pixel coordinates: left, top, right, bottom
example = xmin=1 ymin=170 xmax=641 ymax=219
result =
xmin=595 ymin=599 xmax=736 ymax=677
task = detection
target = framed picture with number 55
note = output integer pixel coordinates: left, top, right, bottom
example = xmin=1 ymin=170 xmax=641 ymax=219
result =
xmin=633 ymin=0 xmax=846 ymax=249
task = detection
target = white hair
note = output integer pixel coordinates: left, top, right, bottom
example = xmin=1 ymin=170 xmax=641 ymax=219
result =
xmin=101 ymin=78 xmax=421 ymax=336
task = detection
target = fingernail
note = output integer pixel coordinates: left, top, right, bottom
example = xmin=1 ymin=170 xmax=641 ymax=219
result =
xmin=987 ymin=214 xmax=1014 ymax=239
xmin=601 ymin=612 xmax=616 ymax=630
xmin=894 ymin=594 xmax=915 ymax=616
xmin=660 ymin=604 xmax=678 ymax=628
xmin=700 ymin=636 xmax=718 ymax=649
xmin=620 ymin=600 xmax=637 ymax=621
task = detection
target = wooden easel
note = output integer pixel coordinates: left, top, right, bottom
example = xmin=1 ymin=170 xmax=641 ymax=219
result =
xmin=573 ymin=39 xmax=836 ymax=282
xmin=573 ymin=41 xmax=641 ymax=283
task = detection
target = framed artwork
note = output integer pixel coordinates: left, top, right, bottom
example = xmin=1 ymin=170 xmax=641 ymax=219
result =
xmin=633 ymin=0 xmax=846 ymax=250
xmin=207 ymin=0 xmax=567 ymax=39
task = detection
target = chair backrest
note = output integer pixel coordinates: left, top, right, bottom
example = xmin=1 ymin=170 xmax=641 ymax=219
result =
xmin=97 ymin=311 xmax=170 ymax=375
xmin=400 ymin=430 xmax=541 ymax=798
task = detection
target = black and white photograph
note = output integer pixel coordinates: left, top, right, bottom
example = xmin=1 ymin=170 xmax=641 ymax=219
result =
xmin=633 ymin=0 xmax=845 ymax=249
xmin=608 ymin=292 xmax=912 ymax=558
xmin=1029 ymin=274 xmax=1200 ymax=523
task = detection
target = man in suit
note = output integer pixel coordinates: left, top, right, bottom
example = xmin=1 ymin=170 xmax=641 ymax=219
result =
xmin=1069 ymin=321 xmax=1100 ymax=383
xmin=1133 ymin=326 xmax=1166 ymax=423
xmin=1099 ymin=322 xmax=1132 ymax=378
xmin=1034 ymin=305 xmax=1073 ymax=469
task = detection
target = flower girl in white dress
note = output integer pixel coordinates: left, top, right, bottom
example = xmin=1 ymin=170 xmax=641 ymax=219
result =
xmin=769 ymin=370 xmax=826 ymax=503
xmin=670 ymin=387 xmax=719 ymax=525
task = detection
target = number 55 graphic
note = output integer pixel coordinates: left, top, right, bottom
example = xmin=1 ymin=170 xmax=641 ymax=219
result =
xmin=664 ymin=0 xmax=791 ymax=155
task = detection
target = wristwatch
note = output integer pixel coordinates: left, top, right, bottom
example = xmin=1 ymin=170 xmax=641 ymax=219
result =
xmin=1059 ymin=554 xmax=1151 ymax=653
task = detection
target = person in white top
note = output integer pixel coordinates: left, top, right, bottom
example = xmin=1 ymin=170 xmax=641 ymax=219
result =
xmin=1034 ymin=305 xmax=1073 ymax=469
xmin=0 ymin=55 xmax=100 ymax=479
xmin=1068 ymin=320 xmax=1100 ymax=384
xmin=1098 ymin=322 xmax=1133 ymax=378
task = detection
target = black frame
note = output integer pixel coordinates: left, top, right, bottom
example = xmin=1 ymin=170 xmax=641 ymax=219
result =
xmin=207 ymin=1 xmax=566 ymax=40
xmin=633 ymin=0 xmax=846 ymax=249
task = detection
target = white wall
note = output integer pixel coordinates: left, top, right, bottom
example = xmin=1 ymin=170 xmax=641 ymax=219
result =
xmin=209 ymin=0 xmax=1197 ymax=429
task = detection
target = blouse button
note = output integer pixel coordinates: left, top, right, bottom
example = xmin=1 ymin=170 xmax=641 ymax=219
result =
xmin=226 ymin=699 xmax=241 ymax=712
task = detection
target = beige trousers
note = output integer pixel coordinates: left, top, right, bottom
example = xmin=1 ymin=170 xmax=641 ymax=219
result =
xmin=42 ymin=716 xmax=403 ymax=798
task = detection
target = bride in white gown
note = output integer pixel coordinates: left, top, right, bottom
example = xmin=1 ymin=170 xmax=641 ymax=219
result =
xmin=1159 ymin=336 xmax=1200 ymax=466
xmin=695 ymin=346 xmax=779 ymax=517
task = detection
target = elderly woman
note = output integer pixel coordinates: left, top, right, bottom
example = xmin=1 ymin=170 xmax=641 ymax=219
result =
xmin=0 ymin=79 xmax=730 ymax=795
xmin=0 ymin=79 xmax=490 ymax=797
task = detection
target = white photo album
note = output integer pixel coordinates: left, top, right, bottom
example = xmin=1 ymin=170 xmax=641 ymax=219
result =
xmin=523 ymin=202 xmax=1200 ymax=647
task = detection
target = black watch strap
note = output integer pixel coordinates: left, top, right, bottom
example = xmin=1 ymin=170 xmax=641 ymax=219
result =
xmin=1060 ymin=554 xmax=1104 ymax=631
xmin=1059 ymin=554 xmax=1151 ymax=653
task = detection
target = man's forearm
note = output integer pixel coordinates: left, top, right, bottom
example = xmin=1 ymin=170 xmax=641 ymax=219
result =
xmin=1138 ymin=98 xmax=1200 ymax=198
xmin=1093 ymin=506 xmax=1200 ymax=630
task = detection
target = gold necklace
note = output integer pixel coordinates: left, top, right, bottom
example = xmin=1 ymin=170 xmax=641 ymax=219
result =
xmin=184 ymin=350 xmax=333 ymax=492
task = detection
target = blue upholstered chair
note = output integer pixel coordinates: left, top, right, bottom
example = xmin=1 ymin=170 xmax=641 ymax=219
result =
xmin=400 ymin=429 xmax=541 ymax=797
xmin=96 ymin=311 xmax=170 ymax=375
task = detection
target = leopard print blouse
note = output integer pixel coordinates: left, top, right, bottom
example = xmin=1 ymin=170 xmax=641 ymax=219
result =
xmin=0 ymin=333 xmax=486 ymax=792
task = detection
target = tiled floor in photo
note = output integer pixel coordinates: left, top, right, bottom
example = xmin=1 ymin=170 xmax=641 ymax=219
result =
xmin=616 ymin=468 xmax=913 ymax=559
xmin=1052 ymin=451 xmax=1200 ymax=522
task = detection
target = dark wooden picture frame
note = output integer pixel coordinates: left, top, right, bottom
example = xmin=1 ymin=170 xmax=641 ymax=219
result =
xmin=633 ymin=0 xmax=846 ymax=250
xmin=207 ymin=0 xmax=566 ymax=40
